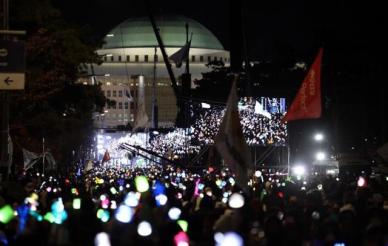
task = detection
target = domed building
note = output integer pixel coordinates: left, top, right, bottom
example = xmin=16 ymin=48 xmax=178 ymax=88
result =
xmin=89 ymin=15 xmax=230 ymax=128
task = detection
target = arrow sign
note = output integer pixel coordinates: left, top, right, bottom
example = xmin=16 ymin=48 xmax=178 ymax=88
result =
xmin=4 ymin=76 xmax=13 ymax=85
xmin=0 ymin=73 xmax=24 ymax=90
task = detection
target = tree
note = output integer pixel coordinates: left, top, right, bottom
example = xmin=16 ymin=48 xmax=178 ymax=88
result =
xmin=9 ymin=0 xmax=106 ymax=172
xmin=192 ymin=60 xmax=233 ymax=102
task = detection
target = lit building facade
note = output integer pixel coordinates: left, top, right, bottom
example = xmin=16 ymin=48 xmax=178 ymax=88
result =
xmin=86 ymin=15 xmax=229 ymax=128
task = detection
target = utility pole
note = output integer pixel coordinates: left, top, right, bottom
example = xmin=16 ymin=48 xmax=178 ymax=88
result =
xmin=0 ymin=0 xmax=10 ymax=180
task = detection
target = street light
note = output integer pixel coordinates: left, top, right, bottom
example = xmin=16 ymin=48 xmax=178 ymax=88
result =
xmin=314 ymin=133 xmax=324 ymax=142
xmin=316 ymin=151 xmax=326 ymax=161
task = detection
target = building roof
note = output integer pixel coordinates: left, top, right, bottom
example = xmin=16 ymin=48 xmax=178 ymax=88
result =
xmin=102 ymin=15 xmax=224 ymax=50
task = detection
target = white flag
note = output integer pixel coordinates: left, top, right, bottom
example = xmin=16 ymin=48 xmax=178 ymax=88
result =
xmin=214 ymin=77 xmax=252 ymax=192
xmin=22 ymin=148 xmax=42 ymax=170
xmin=132 ymin=75 xmax=149 ymax=132
xmin=255 ymin=100 xmax=272 ymax=119
xmin=44 ymin=152 xmax=56 ymax=170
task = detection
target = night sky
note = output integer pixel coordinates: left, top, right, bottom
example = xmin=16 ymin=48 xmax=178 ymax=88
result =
xmin=54 ymin=0 xmax=388 ymax=153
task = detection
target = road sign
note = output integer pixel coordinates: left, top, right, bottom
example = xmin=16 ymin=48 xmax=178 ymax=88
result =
xmin=0 ymin=40 xmax=25 ymax=90
xmin=0 ymin=73 xmax=25 ymax=90
xmin=0 ymin=40 xmax=25 ymax=72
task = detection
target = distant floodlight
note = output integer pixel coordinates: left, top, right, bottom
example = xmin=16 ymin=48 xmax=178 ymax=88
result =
xmin=106 ymin=34 xmax=114 ymax=37
xmin=137 ymin=221 xmax=152 ymax=237
xmin=201 ymin=102 xmax=211 ymax=109
xmin=314 ymin=133 xmax=324 ymax=142
xmin=292 ymin=165 xmax=306 ymax=176
xmin=153 ymin=131 xmax=159 ymax=135
xmin=316 ymin=152 xmax=326 ymax=161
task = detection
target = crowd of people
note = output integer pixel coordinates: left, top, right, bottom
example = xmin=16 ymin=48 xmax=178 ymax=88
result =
xmin=148 ymin=129 xmax=200 ymax=159
xmin=0 ymin=160 xmax=387 ymax=245
xmin=190 ymin=98 xmax=287 ymax=146
xmin=145 ymin=97 xmax=287 ymax=159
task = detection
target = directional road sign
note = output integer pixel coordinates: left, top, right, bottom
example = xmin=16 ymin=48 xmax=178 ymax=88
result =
xmin=0 ymin=73 xmax=25 ymax=90
xmin=0 ymin=40 xmax=25 ymax=90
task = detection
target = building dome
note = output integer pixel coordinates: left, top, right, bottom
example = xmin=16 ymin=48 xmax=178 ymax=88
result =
xmin=103 ymin=15 xmax=224 ymax=50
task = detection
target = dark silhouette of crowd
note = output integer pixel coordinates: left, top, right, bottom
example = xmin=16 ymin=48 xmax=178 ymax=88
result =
xmin=0 ymin=163 xmax=387 ymax=246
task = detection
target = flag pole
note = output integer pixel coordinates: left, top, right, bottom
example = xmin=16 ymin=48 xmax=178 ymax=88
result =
xmin=287 ymin=139 xmax=290 ymax=177
xmin=185 ymin=22 xmax=190 ymax=74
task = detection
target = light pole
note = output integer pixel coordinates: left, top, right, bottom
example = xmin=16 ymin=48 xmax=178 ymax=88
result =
xmin=313 ymin=132 xmax=327 ymax=174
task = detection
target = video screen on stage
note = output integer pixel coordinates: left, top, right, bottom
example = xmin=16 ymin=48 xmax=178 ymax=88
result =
xmin=190 ymin=97 xmax=287 ymax=146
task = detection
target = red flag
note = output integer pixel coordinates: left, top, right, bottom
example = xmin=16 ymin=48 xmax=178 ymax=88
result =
xmin=102 ymin=150 xmax=110 ymax=163
xmin=281 ymin=48 xmax=323 ymax=123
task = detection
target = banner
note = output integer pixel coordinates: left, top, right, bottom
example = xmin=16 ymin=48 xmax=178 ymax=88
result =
xmin=281 ymin=48 xmax=323 ymax=123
